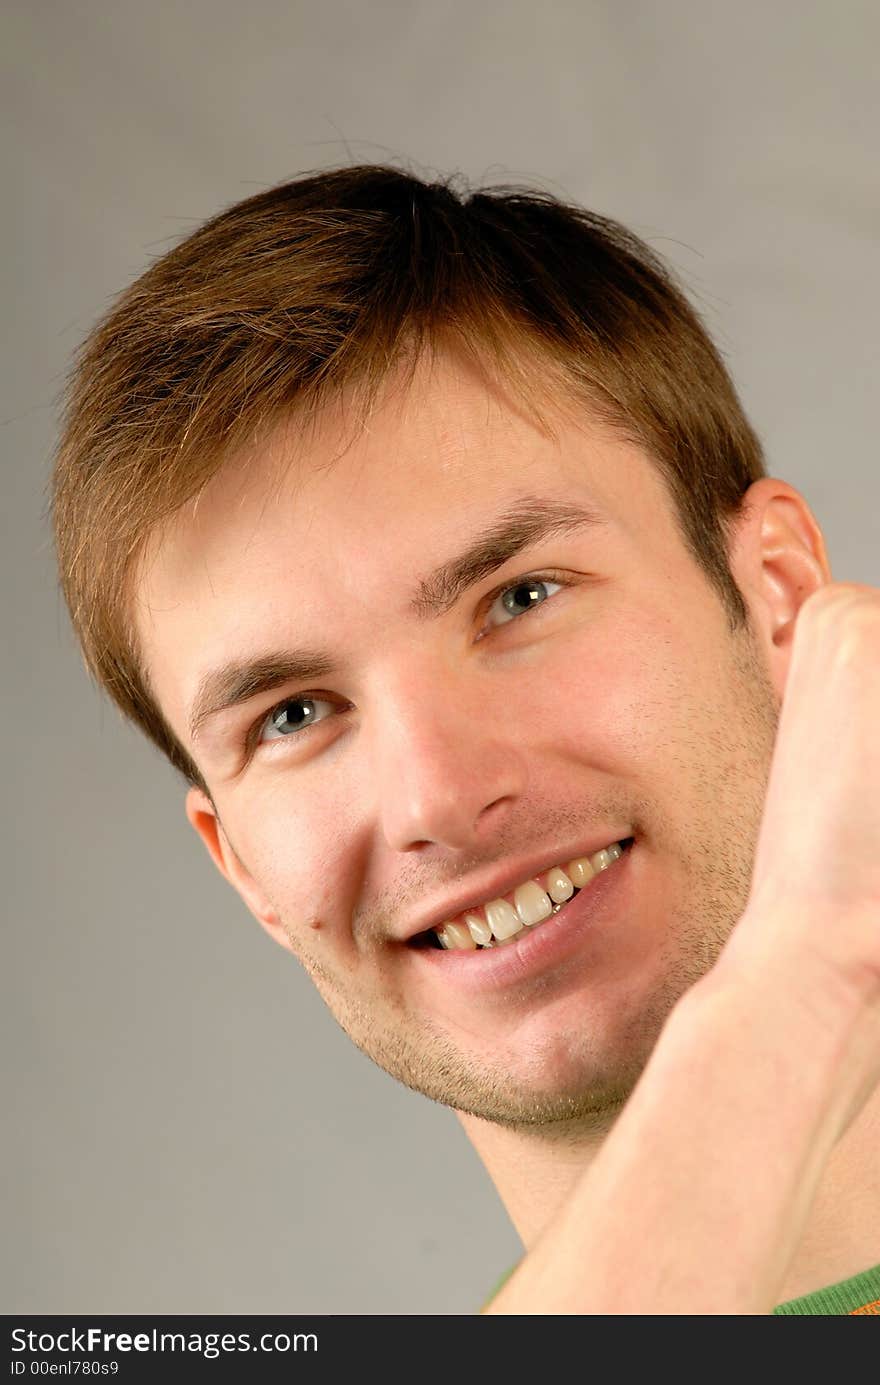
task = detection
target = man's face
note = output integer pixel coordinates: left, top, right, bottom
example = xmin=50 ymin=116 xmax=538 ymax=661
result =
xmin=138 ymin=347 xmax=785 ymax=1129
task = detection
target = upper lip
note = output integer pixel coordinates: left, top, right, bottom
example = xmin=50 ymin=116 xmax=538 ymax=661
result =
xmin=395 ymin=831 xmax=632 ymax=941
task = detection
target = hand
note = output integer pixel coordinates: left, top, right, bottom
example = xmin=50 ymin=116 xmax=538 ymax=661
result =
xmin=728 ymin=580 xmax=880 ymax=1005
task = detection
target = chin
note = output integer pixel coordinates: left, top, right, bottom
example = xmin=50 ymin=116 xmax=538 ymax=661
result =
xmin=407 ymin=1009 xmax=666 ymax=1130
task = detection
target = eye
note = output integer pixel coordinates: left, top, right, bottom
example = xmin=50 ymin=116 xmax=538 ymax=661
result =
xmin=255 ymin=695 xmax=338 ymax=745
xmin=484 ymin=575 xmax=565 ymax=629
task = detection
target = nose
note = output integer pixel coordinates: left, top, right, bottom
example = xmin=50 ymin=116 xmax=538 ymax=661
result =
xmin=368 ymin=662 xmax=528 ymax=854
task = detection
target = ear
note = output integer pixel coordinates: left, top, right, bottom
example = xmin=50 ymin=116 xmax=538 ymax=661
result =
xmin=728 ymin=477 xmax=832 ymax=671
xmin=185 ymin=786 xmax=295 ymax=955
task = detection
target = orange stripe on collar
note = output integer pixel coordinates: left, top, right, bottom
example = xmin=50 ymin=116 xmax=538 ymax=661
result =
xmin=849 ymin=1297 xmax=880 ymax=1314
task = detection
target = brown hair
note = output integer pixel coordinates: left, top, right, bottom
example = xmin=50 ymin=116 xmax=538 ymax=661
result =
xmin=50 ymin=161 xmax=766 ymax=802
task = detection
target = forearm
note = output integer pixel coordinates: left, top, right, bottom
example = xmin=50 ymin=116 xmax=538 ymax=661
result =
xmin=485 ymin=944 xmax=879 ymax=1315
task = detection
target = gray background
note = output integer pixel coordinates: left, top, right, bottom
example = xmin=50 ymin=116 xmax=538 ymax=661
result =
xmin=3 ymin=0 xmax=878 ymax=1315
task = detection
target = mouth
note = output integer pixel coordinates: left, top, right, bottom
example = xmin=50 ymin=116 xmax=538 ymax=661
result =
xmin=408 ymin=837 xmax=636 ymax=952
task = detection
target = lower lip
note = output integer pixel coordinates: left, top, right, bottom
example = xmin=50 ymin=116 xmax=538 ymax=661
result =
xmin=408 ymin=842 xmax=636 ymax=995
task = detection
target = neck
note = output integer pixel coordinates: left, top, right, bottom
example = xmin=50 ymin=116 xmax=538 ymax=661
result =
xmin=457 ymin=1080 xmax=880 ymax=1304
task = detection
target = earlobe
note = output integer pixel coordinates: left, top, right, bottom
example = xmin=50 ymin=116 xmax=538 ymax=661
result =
xmin=184 ymin=786 xmax=291 ymax=950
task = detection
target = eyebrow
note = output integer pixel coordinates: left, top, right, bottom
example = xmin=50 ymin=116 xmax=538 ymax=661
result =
xmin=187 ymin=496 xmax=606 ymax=746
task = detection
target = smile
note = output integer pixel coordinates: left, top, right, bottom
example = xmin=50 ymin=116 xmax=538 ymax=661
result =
xmin=414 ymin=837 xmax=635 ymax=950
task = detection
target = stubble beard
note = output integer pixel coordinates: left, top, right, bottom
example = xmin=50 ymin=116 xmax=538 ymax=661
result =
xmin=298 ymin=881 xmax=741 ymax=1139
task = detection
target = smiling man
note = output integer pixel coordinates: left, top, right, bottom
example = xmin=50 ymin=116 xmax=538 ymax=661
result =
xmin=51 ymin=165 xmax=880 ymax=1314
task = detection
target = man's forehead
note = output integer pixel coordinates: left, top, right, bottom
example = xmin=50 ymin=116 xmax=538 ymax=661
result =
xmin=143 ymin=363 xmax=643 ymax=588
xmin=140 ymin=423 xmax=629 ymax=633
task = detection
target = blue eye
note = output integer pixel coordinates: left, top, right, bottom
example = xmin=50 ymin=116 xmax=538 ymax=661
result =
xmin=486 ymin=577 xmax=564 ymax=628
xmin=257 ymin=696 xmax=337 ymax=744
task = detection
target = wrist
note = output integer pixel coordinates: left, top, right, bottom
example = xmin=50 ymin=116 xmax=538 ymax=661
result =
xmin=703 ymin=897 xmax=880 ymax=1032
xmin=676 ymin=915 xmax=880 ymax=1148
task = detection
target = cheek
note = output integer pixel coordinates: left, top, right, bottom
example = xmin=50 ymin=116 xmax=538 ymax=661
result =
xmin=516 ymin=609 xmax=680 ymax=766
xmin=233 ymin=779 xmax=349 ymax=923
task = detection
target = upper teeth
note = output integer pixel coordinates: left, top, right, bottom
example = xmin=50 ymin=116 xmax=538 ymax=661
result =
xmin=434 ymin=841 xmax=627 ymax=950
